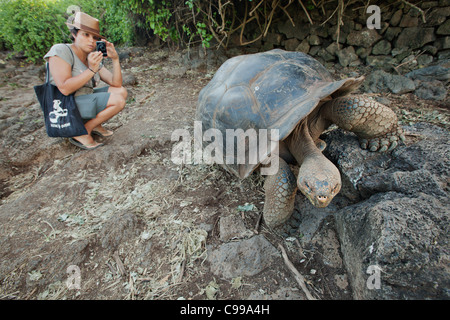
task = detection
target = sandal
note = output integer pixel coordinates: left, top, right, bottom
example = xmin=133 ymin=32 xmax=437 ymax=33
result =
xmin=92 ymin=129 xmax=114 ymax=137
xmin=69 ymin=138 xmax=104 ymax=150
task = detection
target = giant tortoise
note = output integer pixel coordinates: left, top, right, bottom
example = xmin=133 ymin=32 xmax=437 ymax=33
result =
xmin=196 ymin=49 xmax=404 ymax=229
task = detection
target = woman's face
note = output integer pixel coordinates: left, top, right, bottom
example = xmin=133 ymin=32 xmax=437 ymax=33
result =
xmin=73 ymin=30 xmax=101 ymax=54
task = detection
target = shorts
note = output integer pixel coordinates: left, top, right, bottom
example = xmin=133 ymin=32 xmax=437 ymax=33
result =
xmin=75 ymin=86 xmax=111 ymax=120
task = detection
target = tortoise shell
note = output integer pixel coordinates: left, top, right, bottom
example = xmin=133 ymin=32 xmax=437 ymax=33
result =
xmin=196 ymin=49 xmax=362 ymax=179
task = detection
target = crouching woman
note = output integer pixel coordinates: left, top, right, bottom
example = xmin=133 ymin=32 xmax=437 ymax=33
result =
xmin=44 ymin=12 xmax=127 ymax=150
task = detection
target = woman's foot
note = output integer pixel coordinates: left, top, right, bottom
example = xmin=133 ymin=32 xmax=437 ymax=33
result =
xmin=92 ymin=125 xmax=114 ymax=137
xmin=69 ymin=135 xmax=103 ymax=150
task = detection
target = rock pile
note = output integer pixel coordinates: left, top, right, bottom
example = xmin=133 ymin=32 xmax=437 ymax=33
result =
xmin=324 ymin=122 xmax=449 ymax=299
xmin=259 ymin=0 xmax=450 ymax=70
xmin=240 ymin=0 xmax=450 ymax=101
xmin=363 ymin=60 xmax=449 ymax=100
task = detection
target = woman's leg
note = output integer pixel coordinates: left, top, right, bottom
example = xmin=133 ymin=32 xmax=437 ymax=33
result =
xmin=92 ymin=86 xmax=128 ymax=135
xmin=72 ymin=86 xmax=127 ymax=148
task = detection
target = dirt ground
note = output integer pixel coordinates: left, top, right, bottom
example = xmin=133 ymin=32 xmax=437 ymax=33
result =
xmin=0 ymin=46 xmax=448 ymax=301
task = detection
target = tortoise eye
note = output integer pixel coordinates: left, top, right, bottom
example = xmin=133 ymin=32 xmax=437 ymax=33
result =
xmin=332 ymin=184 xmax=341 ymax=194
xmin=304 ymin=182 xmax=312 ymax=192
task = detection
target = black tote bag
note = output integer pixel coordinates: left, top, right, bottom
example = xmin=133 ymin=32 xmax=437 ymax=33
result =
xmin=34 ymin=46 xmax=87 ymax=138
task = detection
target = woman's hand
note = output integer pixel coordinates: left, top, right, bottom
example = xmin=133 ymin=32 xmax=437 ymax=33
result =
xmin=88 ymin=51 xmax=103 ymax=72
xmin=96 ymin=39 xmax=123 ymax=87
xmin=103 ymin=39 xmax=119 ymax=61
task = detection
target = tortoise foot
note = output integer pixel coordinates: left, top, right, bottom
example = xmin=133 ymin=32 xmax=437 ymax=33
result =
xmin=359 ymin=125 xmax=406 ymax=152
xmin=268 ymin=210 xmax=302 ymax=238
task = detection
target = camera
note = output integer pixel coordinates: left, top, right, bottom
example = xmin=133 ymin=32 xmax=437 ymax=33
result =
xmin=96 ymin=41 xmax=107 ymax=57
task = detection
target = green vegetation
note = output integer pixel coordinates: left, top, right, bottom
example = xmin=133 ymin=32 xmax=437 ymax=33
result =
xmin=0 ymin=0 xmax=328 ymax=62
xmin=0 ymin=0 xmax=67 ymax=62
xmin=0 ymin=0 xmax=135 ymax=62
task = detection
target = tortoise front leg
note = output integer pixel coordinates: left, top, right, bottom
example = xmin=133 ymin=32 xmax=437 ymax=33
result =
xmin=322 ymin=96 xmax=405 ymax=152
xmin=263 ymin=157 xmax=297 ymax=229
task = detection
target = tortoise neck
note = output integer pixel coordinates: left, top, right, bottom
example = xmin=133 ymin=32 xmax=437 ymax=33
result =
xmin=287 ymin=120 xmax=325 ymax=165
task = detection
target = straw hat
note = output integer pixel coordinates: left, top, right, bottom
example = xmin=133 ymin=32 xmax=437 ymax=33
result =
xmin=66 ymin=12 xmax=103 ymax=39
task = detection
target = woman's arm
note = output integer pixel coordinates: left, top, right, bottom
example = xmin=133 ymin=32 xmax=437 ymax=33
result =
xmin=98 ymin=40 xmax=123 ymax=87
xmin=49 ymin=51 xmax=103 ymax=96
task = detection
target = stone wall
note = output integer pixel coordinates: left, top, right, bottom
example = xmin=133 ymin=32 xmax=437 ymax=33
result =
xmin=243 ymin=0 xmax=450 ymax=70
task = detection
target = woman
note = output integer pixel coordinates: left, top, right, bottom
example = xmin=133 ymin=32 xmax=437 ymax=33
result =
xmin=44 ymin=12 xmax=127 ymax=150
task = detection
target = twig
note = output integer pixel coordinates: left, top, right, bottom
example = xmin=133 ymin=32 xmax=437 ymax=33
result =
xmin=41 ymin=220 xmax=57 ymax=240
xmin=139 ymin=90 xmax=156 ymax=104
xmin=240 ymin=1 xmax=262 ymax=46
xmin=212 ymin=215 xmax=221 ymax=238
xmin=402 ymin=0 xmax=426 ymax=23
xmin=106 ymin=261 xmax=117 ymax=276
xmin=105 ymin=279 xmax=121 ymax=290
xmin=0 ymin=291 xmax=20 ymax=300
xmin=24 ymin=288 xmax=37 ymax=300
xmin=254 ymin=213 xmax=263 ymax=234
xmin=278 ymin=244 xmax=317 ymax=300
xmin=393 ymin=50 xmax=425 ymax=75
xmin=298 ymin=0 xmax=314 ymax=25
xmin=136 ymin=278 xmax=149 ymax=282
xmin=177 ymin=259 xmax=186 ymax=283
xmin=263 ymin=0 xmax=280 ymax=37
xmin=294 ymin=238 xmax=307 ymax=259
xmin=249 ymin=0 xmax=265 ymax=16
xmin=335 ymin=0 xmax=345 ymax=49
xmin=114 ymin=251 xmax=127 ymax=277
xmin=280 ymin=0 xmax=296 ymax=27
xmin=128 ymin=273 xmax=136 ymax=300
xmin=320 ymin=5 xmax=339 ymax=26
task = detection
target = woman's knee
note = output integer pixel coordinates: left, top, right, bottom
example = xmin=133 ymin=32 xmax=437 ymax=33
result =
xmin=109 ymin=86 xmax=128 ymax=100
xmin=116 ymin=94 xmax=126 ymax=110
xmin=108 ymin=93 xmax=126 ymax=110
xmin=120 ymin=86 xmax=128 ymax=100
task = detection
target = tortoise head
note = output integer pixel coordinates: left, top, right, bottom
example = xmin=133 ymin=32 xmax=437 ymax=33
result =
xmin=297 ymin=155 xmax=341 ymax=208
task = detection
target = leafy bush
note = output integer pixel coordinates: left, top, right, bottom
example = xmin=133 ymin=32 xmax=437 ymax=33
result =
xmin=0 ymin=0 xmax=67 ymax=62
xmin=0 ymin=0 xmax=135 ymax=62
xmin=127 ymin=0 xmax=173 ymax=42
xmin=98 ymin=0 xmax=135 ymax=46
xmin=125 ymin=0 xmax=216 ymax=48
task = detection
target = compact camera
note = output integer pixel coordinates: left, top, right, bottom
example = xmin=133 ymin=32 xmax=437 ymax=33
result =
xmin=96 ymin=41 xmax=107 ymax=57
